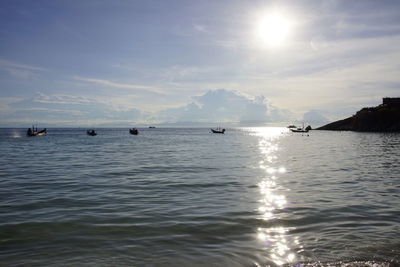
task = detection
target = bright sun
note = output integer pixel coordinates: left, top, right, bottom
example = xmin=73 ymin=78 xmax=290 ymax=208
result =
xmin=256 ymin=13 xmax=291 ymax=47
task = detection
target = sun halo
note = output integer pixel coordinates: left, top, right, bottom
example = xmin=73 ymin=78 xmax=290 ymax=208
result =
xmin=256 ymin=13 xmax=292 ymax=47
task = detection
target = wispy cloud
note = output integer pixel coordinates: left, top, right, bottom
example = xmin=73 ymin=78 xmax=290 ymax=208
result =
xmin=0 ymin=59 xmax=47 ymax=71
xmin=4 ymin=92 xmax=145 ymax=126
xmin=74 ymin=76 xmax=166 ymax=95
xmin=0 ymin=97 xmax=22 ymax=116
xmin=31 ymin=92 xmax=97 ymax=105
xmin=193 ymin=24 xmax=209 ymax=33
xmin=0 ymin=59 xmax=47 ymax=79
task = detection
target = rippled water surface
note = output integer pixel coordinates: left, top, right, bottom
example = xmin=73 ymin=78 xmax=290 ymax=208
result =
xmin=1 ymin=128 xmax=399 ymax=266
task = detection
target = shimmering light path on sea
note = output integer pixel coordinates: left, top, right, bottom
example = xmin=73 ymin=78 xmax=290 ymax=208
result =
xmin=250 ymin=127 xmax=298 ymax=265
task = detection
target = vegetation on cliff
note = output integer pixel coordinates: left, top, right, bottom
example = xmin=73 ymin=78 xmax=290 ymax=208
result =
xmin=317 ymin=104 xmax=400 ymax=132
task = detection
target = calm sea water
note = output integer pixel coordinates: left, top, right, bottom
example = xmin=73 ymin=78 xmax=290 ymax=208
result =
xmin=1 ymin=127 xmax=399 ymax=266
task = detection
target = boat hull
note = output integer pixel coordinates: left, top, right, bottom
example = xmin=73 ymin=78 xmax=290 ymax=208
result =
xmin=27 ymin=128 xmax=47 ymax=136
xmin=129 ymin=129 xmax=139 ymax=135
xmin=87 ymin=130 xmax=97 ymax=136
xmin=211 ymin=128 xmax=225 ymax=134
xmin=290 ymin=129 xmax=309 ymax=133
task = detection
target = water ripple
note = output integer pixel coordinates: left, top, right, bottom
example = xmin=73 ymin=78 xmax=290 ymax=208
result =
xmin=0 ymin=128 xmax=399 ymax=266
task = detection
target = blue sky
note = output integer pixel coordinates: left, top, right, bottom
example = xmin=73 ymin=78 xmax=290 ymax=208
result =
xmin=1 ymin=0 xmax=400 ymax=126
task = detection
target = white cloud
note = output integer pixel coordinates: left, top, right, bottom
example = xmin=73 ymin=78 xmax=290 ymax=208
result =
xmin=157 ymin=89 xmax=292 ymax=125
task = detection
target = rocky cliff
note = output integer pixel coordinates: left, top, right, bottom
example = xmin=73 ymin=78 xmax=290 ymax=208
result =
xmin=317 ymin=104 xmax=400 ymax=132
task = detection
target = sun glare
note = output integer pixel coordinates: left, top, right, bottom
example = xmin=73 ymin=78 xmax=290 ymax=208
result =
xmin=256 ymin=12 xmax=292 ymax=47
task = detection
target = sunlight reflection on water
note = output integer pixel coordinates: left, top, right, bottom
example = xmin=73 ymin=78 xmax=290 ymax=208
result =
xmin=248 ymin=127 xmax=299 ymax=265
xmin=11 ymin=130 xmax=22 ymax=138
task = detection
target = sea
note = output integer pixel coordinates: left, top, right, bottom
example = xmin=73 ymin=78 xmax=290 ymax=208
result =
xmin=0 ymin=127 xmax=399 ymax=266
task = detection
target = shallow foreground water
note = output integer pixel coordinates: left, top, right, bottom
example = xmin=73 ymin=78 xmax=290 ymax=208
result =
xmin=1 ymin=127 xmax=399 ymax=266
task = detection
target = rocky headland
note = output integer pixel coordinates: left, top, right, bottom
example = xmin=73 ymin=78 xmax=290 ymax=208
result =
xmin=317 ymin=98 xmax=400 ymax=132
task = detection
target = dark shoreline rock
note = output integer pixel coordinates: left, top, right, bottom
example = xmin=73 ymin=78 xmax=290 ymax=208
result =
xmin=317 ymin=104 xmax=400 ymax=132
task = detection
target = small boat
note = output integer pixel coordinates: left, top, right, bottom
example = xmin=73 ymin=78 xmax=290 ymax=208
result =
xmin=129 ymin=128 xmax=139 ymax=135
xmin=290 ymin=124 xmax=311 ymax=133
xmin=290 ymin=128 xmax=309 ymax=133
xmin=149 ymin=126 xmax=156 ymax=129
xmin=87 ymin=129 xmax=97 ymax=136
xmin=211 ymin=127 xmax=225 ymax=134
xmin=27 ymin=126 xmax=47 ymax=136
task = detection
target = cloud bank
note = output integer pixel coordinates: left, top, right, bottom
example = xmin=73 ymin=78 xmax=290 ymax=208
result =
xmin=1 ymin=89 xmax=299 ymax=127
xmin=158 ymin=89 xmax=293 ymax=125
xmin=3 ymin=93 xmax=143 ymax=126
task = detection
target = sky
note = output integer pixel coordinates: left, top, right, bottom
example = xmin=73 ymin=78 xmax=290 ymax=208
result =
xmin=1 ymin=0 xmax=400 ymax=127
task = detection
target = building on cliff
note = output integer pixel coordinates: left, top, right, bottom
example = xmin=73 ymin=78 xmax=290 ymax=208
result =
xmin=382 ymin=97 xmax=400 ymax=107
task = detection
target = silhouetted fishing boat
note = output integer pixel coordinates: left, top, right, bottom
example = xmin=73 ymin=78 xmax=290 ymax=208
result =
xmin=211 ymin=127 xmax=225 ymax=134
xmin=129 ymin=128 xmax=139 ymax=135
xmin=87 ymin=129 xmax=97 ymax=136
xmin=290 ymin=128 xmax=309 ymax=133
xmin=27 ymin=126 xmax=47 ymax=136
xmin=290 ymin=124 xmax=311 ymax=133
